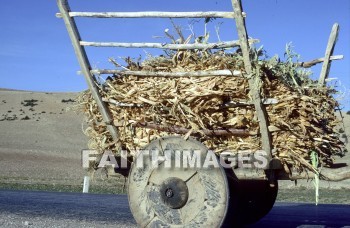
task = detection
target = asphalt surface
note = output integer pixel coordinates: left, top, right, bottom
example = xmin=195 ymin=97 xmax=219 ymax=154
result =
xmin=0 ymin=190 xmax=349 ymax=228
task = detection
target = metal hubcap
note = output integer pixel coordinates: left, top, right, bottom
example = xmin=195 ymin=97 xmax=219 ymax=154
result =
xmin=159 ymin=177 xmax=189 ymax=209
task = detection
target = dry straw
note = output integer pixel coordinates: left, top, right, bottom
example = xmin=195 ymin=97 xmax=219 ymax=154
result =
xmin=76 ymin=44 xmax=345 ymax=175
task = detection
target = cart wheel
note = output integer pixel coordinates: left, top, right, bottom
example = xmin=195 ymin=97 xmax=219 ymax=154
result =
xmin=128 ymin=136 xmax=229 ymax=227
xmin=224 ymin=171 xmax=278 ymax=226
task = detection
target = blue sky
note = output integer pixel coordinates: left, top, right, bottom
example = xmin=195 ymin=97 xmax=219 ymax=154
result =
xmin=0 ymin=0 xmax=349 ymax=110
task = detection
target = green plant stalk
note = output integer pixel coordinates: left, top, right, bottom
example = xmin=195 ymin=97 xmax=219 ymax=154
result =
xmin=311 ymin=150 xmax=319 ymax=205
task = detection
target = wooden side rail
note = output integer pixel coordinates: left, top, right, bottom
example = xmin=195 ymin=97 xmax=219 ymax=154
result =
xmin=89 ymin=69 xmax=243 ymax=77
xmin=56 ymin=11 xmax=241 ymax=19
xmin=80 ymin=39 xmax=258 ymax=50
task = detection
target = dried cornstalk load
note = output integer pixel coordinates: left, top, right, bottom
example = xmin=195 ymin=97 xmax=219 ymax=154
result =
xmin=76 ymin=47 xmax=345 ymax=174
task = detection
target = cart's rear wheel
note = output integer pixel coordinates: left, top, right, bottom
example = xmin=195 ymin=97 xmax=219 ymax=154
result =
xmin=224 ymin=171 xmax=278 ymax=226
xmin=128 ymin=136 xmax=229 ymax=227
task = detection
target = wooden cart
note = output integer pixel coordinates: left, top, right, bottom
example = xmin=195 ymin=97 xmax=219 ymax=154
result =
xmin=57 ymin=0 xmax=348 ymax=226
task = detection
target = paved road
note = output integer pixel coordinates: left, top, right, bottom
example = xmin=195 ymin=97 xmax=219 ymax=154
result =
xmin=0 ymin=190 xmax=349 ymax=227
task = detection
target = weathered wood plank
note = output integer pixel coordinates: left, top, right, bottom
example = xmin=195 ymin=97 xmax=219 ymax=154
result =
xmin=102 ymin=98 xmax=143 ymax=108
xmin=279 ymin=169 xmax=350 ymax=182
xmin=223 ymin=98 xmax=278 ymax=107
xmin=318 ymin=23 xmax=339 ymax=86
xmin=89 ymin=69 xmax=242 ymax=77
xmin=56 ymin=11 xmax=238 ymax=19
xmin=80 ymin=39 xmax=259 ymax=50
xmin=57 ymin=0 xmax=121 ymax=149
xmin=113 ymin=120 xmax=255 ymax=136
xmin=104 ymin=98 xmax=278 ymax=108
xmin=299 ymin=55 xmax=343 ymax=68
xmin=231 ymin=0 xmax=273 ymax=165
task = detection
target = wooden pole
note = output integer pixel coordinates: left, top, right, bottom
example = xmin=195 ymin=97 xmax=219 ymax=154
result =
xmin=104 ymin=98 xmax=278 ymax=108
xmin=56 ymin=11 xmax=237 ymax=19
xmin=80 ymin=39 xmax=258 ymax=50
xmin=299 ymin=55 xmax=343 ymax=68
xmin=114 ymin=121 xmax=255 ymax=137
xmin=223 ymin=98 xmax=278 ymax=107
xmin=57 ymin=0 xmax=121 ymax=149
xmin=89 ymin=69 xmax=242 ymax=77
xmin=286 ymin=170 xmax=350 ymax=182
xmin=318 ymin=23 xmax=339 ymax=86
xmin=231 ymin=0 xmax=273 ymax=166
xmin=87 ymin=55 xmax=343 ymax=76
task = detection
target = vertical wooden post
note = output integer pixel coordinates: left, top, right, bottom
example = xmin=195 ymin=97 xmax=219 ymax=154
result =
xmin=231 ymin=0 xmax=272 ymax=166
xmin=318 ymin=23 xmax=339 ymax=86
xmin=57 ymin=0 xmax=120 ymax=149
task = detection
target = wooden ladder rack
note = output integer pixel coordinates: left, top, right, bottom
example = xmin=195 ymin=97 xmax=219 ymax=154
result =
xmin=57 ymin=0 xmax=274 ymax=167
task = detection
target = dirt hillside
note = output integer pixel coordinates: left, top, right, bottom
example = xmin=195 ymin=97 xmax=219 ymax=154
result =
xmin=0 ymin=89 xmax=87 ymax=187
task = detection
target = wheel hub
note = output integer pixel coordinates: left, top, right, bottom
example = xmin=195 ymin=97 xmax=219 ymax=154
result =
xmin=165 ymin=188 xmax=174 ymax=198
xmin=159 ymin=177 xmax=189 ymax=209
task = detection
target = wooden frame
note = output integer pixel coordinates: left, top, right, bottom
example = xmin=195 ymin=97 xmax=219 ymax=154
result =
xmin=57 ymin=0 xmax=274 ymax=168
xmin=318 ymin=23 xmax=340 ymax=86
xmin=231 ymin=0 xmax=273 ymax=165
xmin=57 ymin=0 xmax=347 ymax=183
xmin=57 ymin=0 xmax=121 ymax=149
